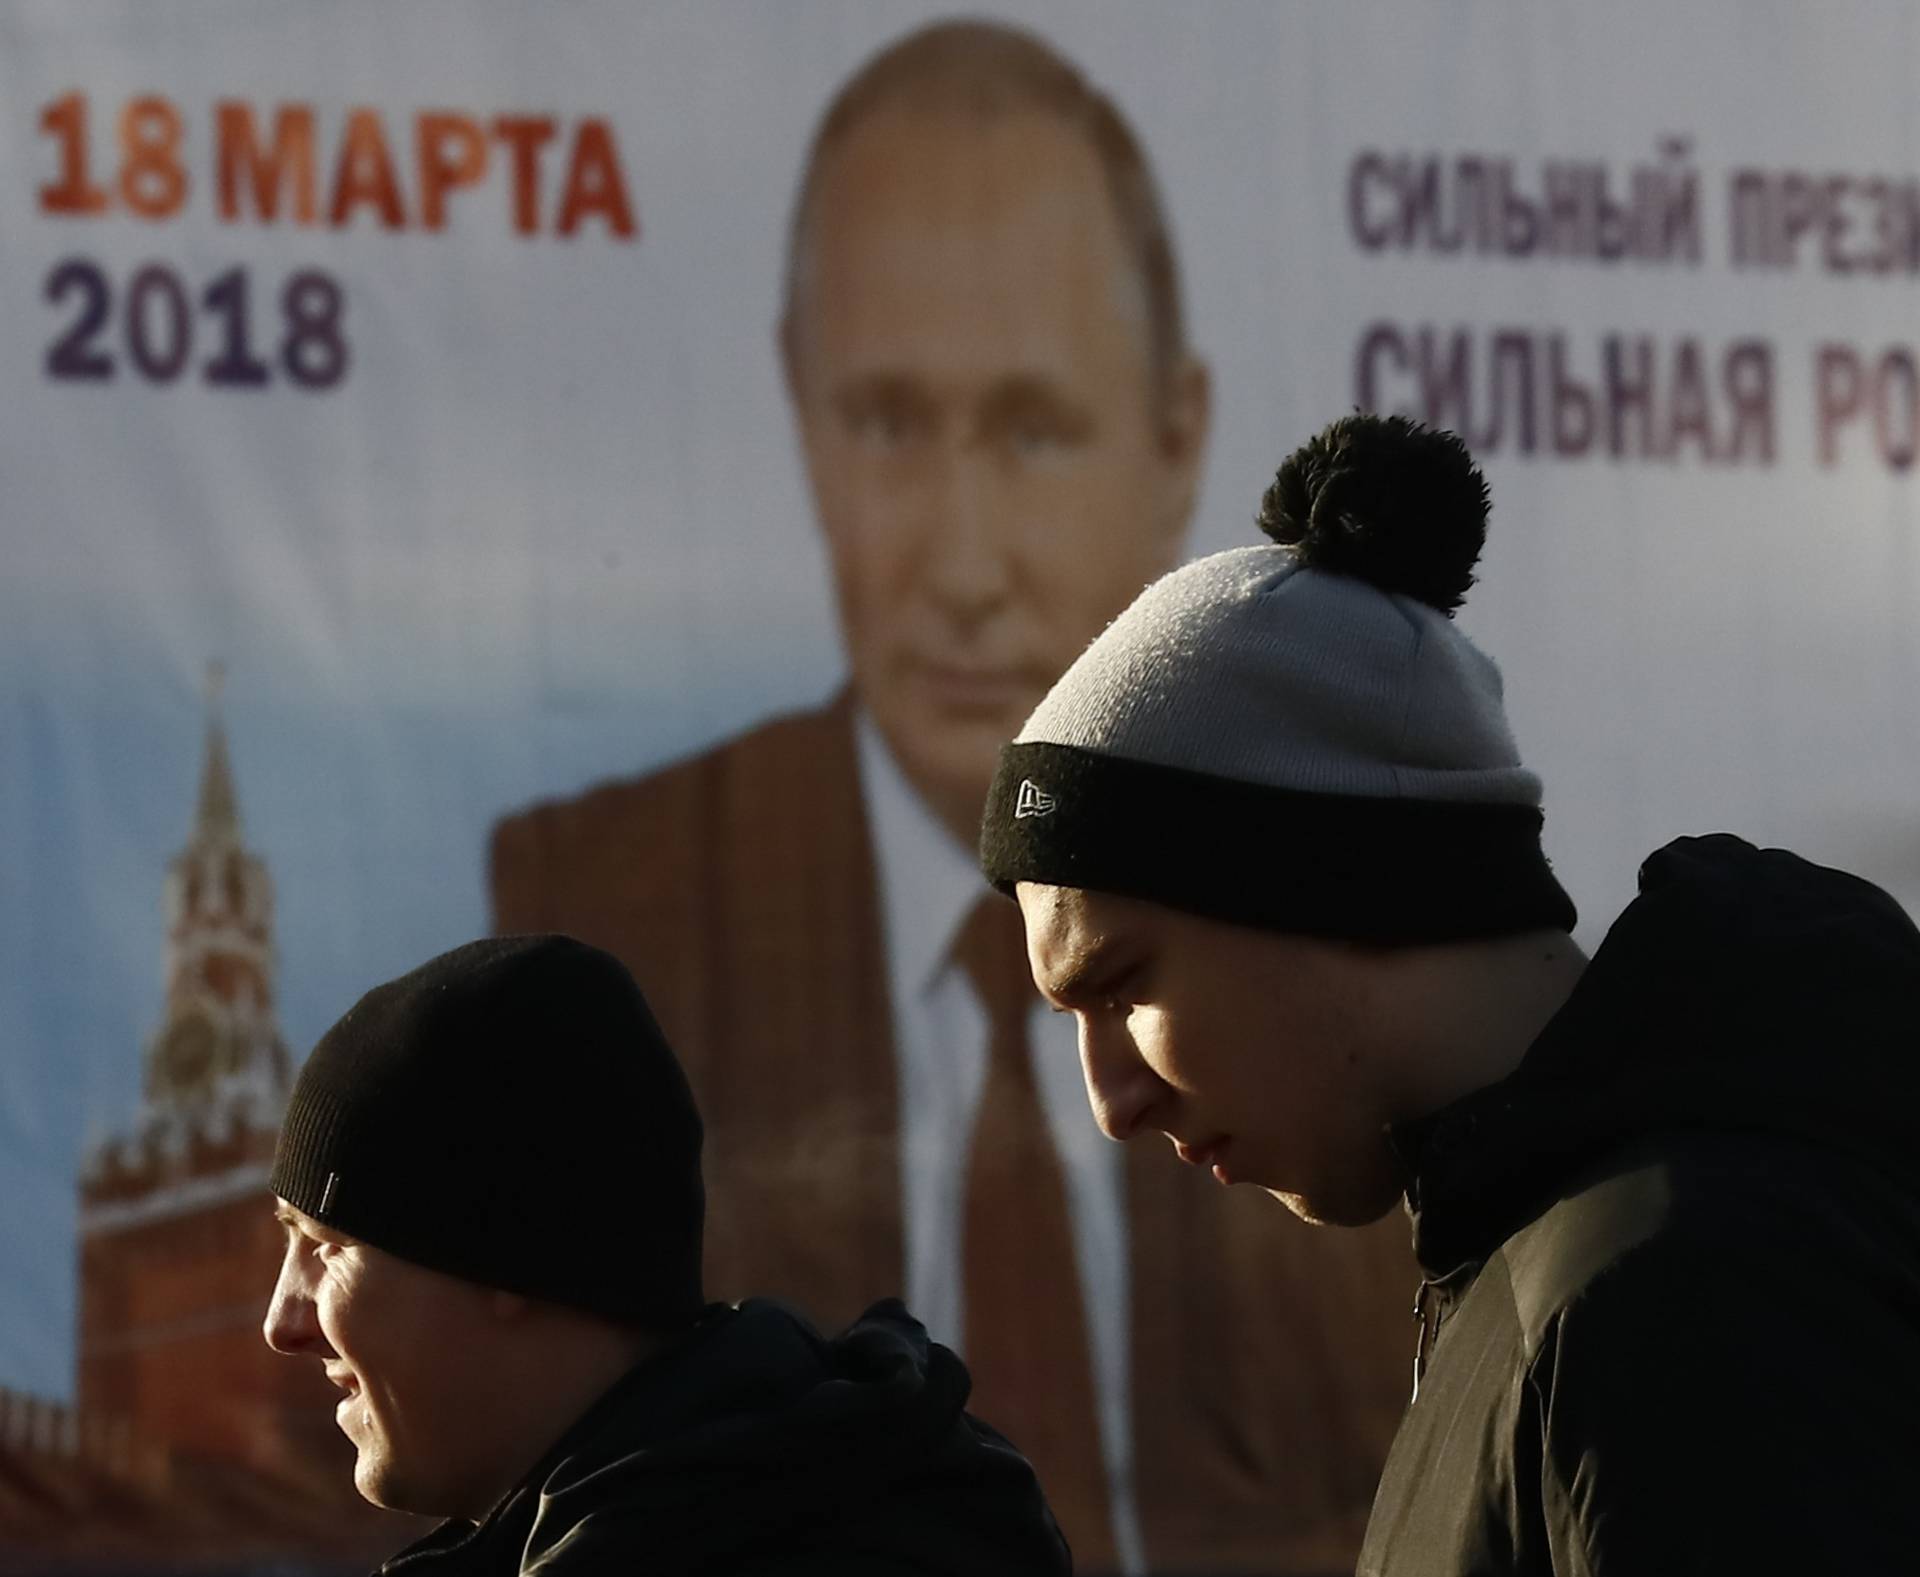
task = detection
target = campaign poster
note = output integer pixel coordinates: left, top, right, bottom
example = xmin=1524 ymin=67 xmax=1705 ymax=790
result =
xmin=2 ymin=2 xmax=1915 ymax=1570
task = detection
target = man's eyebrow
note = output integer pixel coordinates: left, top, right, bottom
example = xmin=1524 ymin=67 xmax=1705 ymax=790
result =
xmin=977 ymin=375 xmax=1095 ymax=436
xmin=1043 ymin=937 xmax=1129 ymax=1007
xmin=273 ymin=1202 xmax=333 ymax=1241
xmin=831 ymin=371 xmax=934 ymax=412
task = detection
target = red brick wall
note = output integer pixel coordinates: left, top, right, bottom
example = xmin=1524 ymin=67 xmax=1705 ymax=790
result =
xmin=78 ymin=1182 xmax=351 ymax=1488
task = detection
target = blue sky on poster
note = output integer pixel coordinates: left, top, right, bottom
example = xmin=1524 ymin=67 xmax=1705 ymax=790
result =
xmin=2 ymin=0 xmax=1918 ymax=1395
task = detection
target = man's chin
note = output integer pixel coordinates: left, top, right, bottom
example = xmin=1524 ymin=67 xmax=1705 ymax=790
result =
xmin=1263 ymin=1187 xmax=1328 ymax=1224
xmin=874 ymin=720 xmax=1009 ymax=839
xmin=1262 ymin=1183 xmax=1402 ymax=1229
xmin=352 ymin=1450 xmax=419 ymax=1516
xmin=902 ymin=699 xmax=1029 ymax=757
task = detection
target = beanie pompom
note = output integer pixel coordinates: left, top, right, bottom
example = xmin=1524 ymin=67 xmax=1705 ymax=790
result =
xmin=1256 ymin=413 xmax=1488 ymax=615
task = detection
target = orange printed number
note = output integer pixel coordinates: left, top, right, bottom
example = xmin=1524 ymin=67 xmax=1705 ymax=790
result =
xmin=39 ymin=92 xmax=109 ymax=215
xmin=118 ymin=97 xmax=187 ymax=220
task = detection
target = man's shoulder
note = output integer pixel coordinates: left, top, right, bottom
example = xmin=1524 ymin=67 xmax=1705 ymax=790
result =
xmin=1495 ymin=1144 xmax=1680 ymax=1351
xmin=1500 ymin=1128 xmax=1914 ymax=1353
xmin=495 ymin=700 xmax=856 ymax=851
xmin=488 ymin=698 xmax=862 ymax=927
xmin=1383 ymin=1119 xmax=1920 ymax=1570
xmin=517 ymin=1301 xmax=1070 ymax=1577
xmin=1484 ymin=1132 xmax=1920 ymax=1570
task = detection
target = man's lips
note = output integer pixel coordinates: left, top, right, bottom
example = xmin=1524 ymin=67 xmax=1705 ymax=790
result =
xmin=905 ymin=659 xmax=1042 ymax=713
xmin=329 ymin=1372 xmax=361 ymax=1427
xmin=1173 ymin=1134 xmax=1230 ymax=1174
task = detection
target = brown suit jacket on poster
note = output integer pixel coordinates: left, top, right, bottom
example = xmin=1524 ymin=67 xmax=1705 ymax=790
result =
xmin=490 ymin=697 xmax=1418 ymax=1575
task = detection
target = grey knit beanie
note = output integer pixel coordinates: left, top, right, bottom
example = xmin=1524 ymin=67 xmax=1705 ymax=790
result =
xmin=979 ymin=414 xmax=1575 ymax=943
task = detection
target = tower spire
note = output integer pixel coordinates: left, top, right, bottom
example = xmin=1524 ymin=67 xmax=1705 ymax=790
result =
xmin=194 ymin=662 xmax=240 ymax=843
xmin=124 ymin=661 xmax=290 ymax=1116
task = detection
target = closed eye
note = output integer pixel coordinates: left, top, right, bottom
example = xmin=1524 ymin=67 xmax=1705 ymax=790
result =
xmin=1050 ymin=961 xmax=1141 ymax=1016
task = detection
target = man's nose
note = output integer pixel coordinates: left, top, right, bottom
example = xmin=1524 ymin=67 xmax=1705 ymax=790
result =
xmin=917 ymin=444 xmax=1012 ymax=620
xmin=1077 ymin=1018 xmax=1166 ymax=1142
xmin=262 ymin=1260 xmax=323 ymax=1356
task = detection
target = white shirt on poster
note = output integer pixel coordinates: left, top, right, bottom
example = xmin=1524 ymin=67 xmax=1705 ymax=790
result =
xmin=855 ymin=710 xmax=1144 ymax=1576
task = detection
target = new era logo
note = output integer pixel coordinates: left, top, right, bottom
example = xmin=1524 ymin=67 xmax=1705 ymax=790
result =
xmin=1014 ymin=779 xmax=1057 ymax=820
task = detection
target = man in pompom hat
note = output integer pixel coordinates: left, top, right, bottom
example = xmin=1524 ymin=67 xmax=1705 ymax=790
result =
xmin=263 ymin=934 xmax=1069 ymax=1576
xmin=982 ymin=412 xmax=1920 ymax=1574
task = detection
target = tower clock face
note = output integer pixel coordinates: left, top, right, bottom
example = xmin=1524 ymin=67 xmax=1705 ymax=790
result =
xmin=160 ymin=1011 xmax=218 ymax=1096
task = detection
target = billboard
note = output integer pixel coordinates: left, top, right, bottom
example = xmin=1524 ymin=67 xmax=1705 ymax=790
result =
xmin=3 ymin=2 xmax=1916 ymax=1569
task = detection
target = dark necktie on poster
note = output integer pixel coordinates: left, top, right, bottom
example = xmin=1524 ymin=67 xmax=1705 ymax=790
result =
xmin=956 ymin=897 xmax=1115 ymax=1570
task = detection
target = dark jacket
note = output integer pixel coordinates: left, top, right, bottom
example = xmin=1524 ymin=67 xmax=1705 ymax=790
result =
xmin=1360 ymin=835 xmax=1920 ymax=1576
xmin=379 ymin=1299 xmax=1070 ymax=1577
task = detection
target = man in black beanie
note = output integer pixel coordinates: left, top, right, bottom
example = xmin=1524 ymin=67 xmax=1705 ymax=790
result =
xmin=980 ymin=413 xmax=1920 ymax=1575
xmin=263 ymin=935 xmax=1069 ymax=1576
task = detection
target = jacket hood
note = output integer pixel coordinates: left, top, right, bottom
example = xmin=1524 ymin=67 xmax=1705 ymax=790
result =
xmin=382 ymin=1298 xmax=1067 ymax=1576
xmin=1398 ymin=834 xmax=1920 ymax=1273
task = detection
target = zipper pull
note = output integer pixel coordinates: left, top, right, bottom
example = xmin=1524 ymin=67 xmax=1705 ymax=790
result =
xmin=1411 ymin=1282 xmax=1437 ymax=1405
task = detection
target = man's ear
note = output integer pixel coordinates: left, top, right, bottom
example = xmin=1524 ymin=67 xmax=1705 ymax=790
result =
xmin=1155 ymin=351 xmax=1212 ymax=544
xmin=777 ymin=312 xmax=804 ymax=403
xmin=779 ymin=312 xmax=842 ymax=556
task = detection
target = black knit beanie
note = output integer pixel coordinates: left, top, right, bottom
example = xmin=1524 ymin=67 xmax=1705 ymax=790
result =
xmin=270 ymin=935 xmax=705 ymax=1328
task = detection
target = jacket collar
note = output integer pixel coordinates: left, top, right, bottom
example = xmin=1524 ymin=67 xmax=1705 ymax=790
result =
xmin=379 ymin=1303 xmax=740 ymax=1574
xmin=1390 ymin=834 xmax=1920 ymax=1278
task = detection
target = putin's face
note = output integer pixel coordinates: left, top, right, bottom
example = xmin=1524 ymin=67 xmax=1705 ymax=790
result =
xmin=786 ymin=108 xmax=1207 ymax=844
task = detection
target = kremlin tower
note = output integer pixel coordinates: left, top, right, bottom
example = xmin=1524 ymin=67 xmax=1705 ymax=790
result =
xmin=57 ymin=667 xmax=400 ymax=1561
